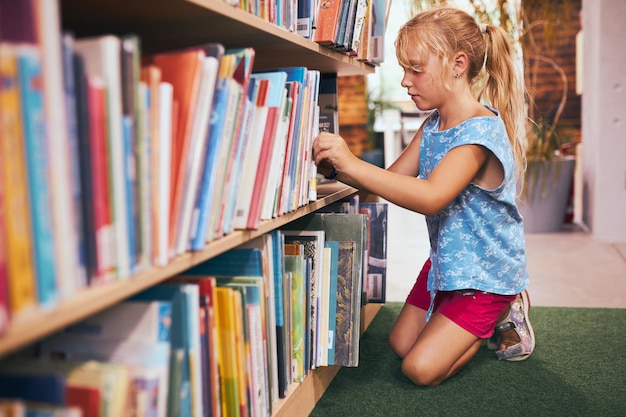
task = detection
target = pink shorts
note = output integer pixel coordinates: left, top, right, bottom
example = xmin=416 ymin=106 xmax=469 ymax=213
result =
xmin=405 ymin=259 xmax=516 ymax=339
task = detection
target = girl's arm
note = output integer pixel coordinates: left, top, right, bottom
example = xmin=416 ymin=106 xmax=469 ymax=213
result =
xmin=313 ymin=132 xmax=489 ymax=216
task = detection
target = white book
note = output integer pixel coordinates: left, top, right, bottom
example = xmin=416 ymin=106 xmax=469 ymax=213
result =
xmin=156 ymin=82 xmax=173 ymax=266
xmin=174 ymin=55 xmax=219 ymax=255
xmin=35 ymin=0 xmax=82 ymax=298
xmin=231 ymin=82 xmax=269 ymax=230
xmin=75 ymin=35 xmax=130 ymax=279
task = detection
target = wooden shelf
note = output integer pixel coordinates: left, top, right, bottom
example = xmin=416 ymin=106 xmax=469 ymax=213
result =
xmin=270 ymin=303 xmax=382 ymax=417
xmin=0 ymin=186 xmax=357 ymax=358
xmin=59 ymin=0 xmax=375 ymax=76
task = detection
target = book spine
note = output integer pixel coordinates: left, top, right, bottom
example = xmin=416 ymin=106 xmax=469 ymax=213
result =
xmin=0 ymin=44 xmax=38 ymax=317
xmin=18 ymin=46 xmax=58 ymax=307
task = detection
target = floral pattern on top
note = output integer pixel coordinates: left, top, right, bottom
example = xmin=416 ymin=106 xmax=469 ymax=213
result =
xmin=419 ymin=107 xmax=528 ymax=312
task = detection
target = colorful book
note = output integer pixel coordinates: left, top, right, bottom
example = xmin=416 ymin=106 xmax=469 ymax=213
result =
xmin=174 ymin=47 xmax=221 ymax=255
xmin=149 ymin=46 xmax=205 ymax=257
xmin=313 ymin=0 xmax=342 ymax=44
xmin=360 ymin=202 xmax=388 ymax=303
xmin=245 ymin=70 xmax=288 ymax=230
xmin=0 ymin=44 xmax=37 ymax=318
xmin=18 ymin=45 xmax=58 ymax=308
xmin=283 ymin=247 xmax=306 ymax=382
xmin=75 ymin=34 xmax=132 ymax=280
xmin=215 ymin=286 xmax=242 ymax=417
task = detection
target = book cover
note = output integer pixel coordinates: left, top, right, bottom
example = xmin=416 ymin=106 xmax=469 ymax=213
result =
xmin=0 ymin=372 xmax=66 ymax=407
xmin=58 ymin=300 xmax=172 ymax=343
xmin=75 ymin=34 xmax=131 ymax=280
xmin=333 ymin=240 xmax=357 ymax=366
xmin=120 ymin=34 xmax=145 ymax=273
xmin=360 ymin=202 xmax=388 ymax=303
xmin=0 ymin=43 xmax=37 ymax=319
xmin=63 ymin=33 xmax=97 ymax=287
xmin=157 ymin=81 xmax=174 ymax=264
xmin=318 ymin=71 xmax=339 ymax=134
xmin=17 ymin=45 xmax=58 ymax=308
xmin=324 ymin=240 xmax=339 ymax=365
xmin=66 ymin=384 xmax=102 ymax=417
xmin=130 ymin=284 xmax=197 ymax=417
xmin=231 ymin=77 xmax=269 ymax=230
xmin=283 ymin=250 xmax=306 ymax=382
xmin=283 ymin=213 xmax=366 ymax=366
xmin=149 ymin=46 xmax=205 ymax=257
xmin=35 ymin=0 xmax=83 ymax=297
xmin=215 ymin=286 xmax=242 ymax=417
xmin=313 ymin=0 xmax=342 ymax=44
xmin=245 ymin=70 xmax=288 ymax=230
xmin=213 ymin=47 xmax=255 ymax=239
xmin=174 ymin=47 xmax=221 ymax=255
xmin=87 ymin=77 xmax=116 ymax=285
xmin=281 ymin=230 xmax=325 ymax=369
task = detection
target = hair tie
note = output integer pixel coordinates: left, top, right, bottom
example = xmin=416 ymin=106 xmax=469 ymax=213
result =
xmin=480 ymin=23 xmax=488 ymax=34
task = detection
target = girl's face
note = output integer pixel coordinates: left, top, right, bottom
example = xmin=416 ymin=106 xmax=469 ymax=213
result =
xmin=399 ymin=51 xmax=445 ymax=111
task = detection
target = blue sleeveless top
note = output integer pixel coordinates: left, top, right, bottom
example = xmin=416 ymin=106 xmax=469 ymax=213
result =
xmin=419 ymin=107 xmax=528 ymax=301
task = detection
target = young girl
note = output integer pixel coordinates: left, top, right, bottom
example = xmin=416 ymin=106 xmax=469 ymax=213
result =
xmin=312 ymin=6 xmax=535 ymax=386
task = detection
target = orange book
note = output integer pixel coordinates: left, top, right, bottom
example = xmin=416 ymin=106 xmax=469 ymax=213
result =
xmin=149 ymin=48 xmax=205 ymax=254
xmin=0 ymin=44 xmax=37 ymax=316
xmin=140 ymin=65 xmax=163 ymax=265
xmin=215 ymin=287 xmax=241 ymax=417
xmin=313 ymin=0 xmax=343 ymax=44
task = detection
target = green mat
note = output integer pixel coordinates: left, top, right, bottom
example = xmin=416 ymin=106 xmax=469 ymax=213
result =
xmin=311 ymin=303 xmax=626 ymax=417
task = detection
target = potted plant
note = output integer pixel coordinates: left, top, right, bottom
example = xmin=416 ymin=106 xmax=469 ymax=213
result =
xmin=516 ymin=1 xmax=578 ymax=233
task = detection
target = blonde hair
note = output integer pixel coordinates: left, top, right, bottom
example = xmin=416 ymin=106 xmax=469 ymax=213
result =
xmin=395 ymin=7 xmax=527 ymax=180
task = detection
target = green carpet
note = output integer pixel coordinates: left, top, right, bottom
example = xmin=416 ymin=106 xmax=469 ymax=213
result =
xmin=311 ymin=303 xmax=626 ymax=417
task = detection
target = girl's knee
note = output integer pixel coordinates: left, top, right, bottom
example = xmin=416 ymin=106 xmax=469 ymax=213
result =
xmin=401 ymin=357 xmax=445 ymax=387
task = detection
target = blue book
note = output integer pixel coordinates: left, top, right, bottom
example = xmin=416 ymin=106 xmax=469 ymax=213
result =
xmin=122 ymin=115 xmax=137 ymax=273
xmin=131 ymin=284 xmax=196 ymax=417
xmin=186 ymin=247 xmax=264 ymax=277
xmin=324 ymin=241 xmax=339 ymax=365
xmin=189 ymin=78 xmax=229 ymax=250
xmin=60 ymin=33 xmax=89 ymax=289
xmin=17 ymin=46 xmax=57 ymax=307
xmin=0 ymin=372 xmax=65 ymax=406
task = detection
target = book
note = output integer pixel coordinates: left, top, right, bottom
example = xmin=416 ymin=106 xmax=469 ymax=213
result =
xmin=174 ymin=47 xmax=221 ymax=255
xmin=87 ymin=77 xmax=116 ymax=284
xmin=215 ymin=286 xmax=242 ymax=417
xmin=35 ymin=0 xmax=83 ymax=298
xmin=0 ymin=372 xmax=66 ymax=407
xmin=231 ymin=77 xmax=270 ymax=230
xmin=313 ymin=0 xmax=342 ymax=44
xmin=63 ymin=32 xmax=97 ymax=288
xmin=66 ymin=383 xmax=102 ymax=417
xmin=75 ymin=34 xmax=131 ymax=280
xmin=157 ymin=81 xmax=174 ymax=265
xmin=281 ymin=230 xmax=325 ymax=369
xmin=283 ymin=213 xmax=367 ymax=366
xmin=213 ymin=47 xmax=255 ymax=239
xmin=324 ymin=240 xmax=339 ymax=365
xmin=245 ymin=70 xmax=288 ymax=230
xmin=283 ymin=246 xmax=306 ymax=382
xmin=0 ymin=43 xmax=37 ymax=317
xmin=150 ymin=46 xmax=205 ymax=257
xmin=360 ymin=202 xmax=388 ymax=303
xmin=333 ymin=240 xmax=357 ymax=366
xmin=318 ymin=72 xmax=339 ymax=134
xmin=17 ymin=45 xmax=58 ymax=308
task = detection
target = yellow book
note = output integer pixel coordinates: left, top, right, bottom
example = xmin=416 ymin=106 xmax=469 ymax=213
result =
xmin=216 ymin=287 xmax=240 ymax=417
xmin=0 ymin=44 xmax=37 ymax=316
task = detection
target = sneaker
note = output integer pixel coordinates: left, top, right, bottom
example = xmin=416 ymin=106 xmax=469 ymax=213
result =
xmin=494 ymin=290 xmax=536 ymax=361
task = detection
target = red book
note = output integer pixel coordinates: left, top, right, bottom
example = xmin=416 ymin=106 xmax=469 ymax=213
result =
xmin=66 ymin=385 xmax=102 ymax=417
xmin=87 ymin=77 xmax=115 ymax=284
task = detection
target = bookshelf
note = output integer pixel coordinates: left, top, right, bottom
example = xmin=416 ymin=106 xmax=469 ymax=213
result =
xmin=1 ymin=0 xmax=382 ymax=415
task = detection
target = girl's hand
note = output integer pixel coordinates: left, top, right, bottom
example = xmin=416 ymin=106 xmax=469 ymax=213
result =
xmin=312 ymin=132 xmax=358 ymax=179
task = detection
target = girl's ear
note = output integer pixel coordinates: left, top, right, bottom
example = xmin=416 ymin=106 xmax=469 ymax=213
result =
xmin=453 ymin=52 xmax=469 ymax=76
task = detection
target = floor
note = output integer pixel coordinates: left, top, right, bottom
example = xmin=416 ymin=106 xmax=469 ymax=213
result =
xmin=385 ymin=202 xmax=626 ymax=308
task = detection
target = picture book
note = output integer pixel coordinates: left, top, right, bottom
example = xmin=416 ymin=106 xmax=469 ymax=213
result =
xmin=283 ymin=249 xmax=306 ymax=382
xmin=360 ymin=202 xmax=388 ymax=303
